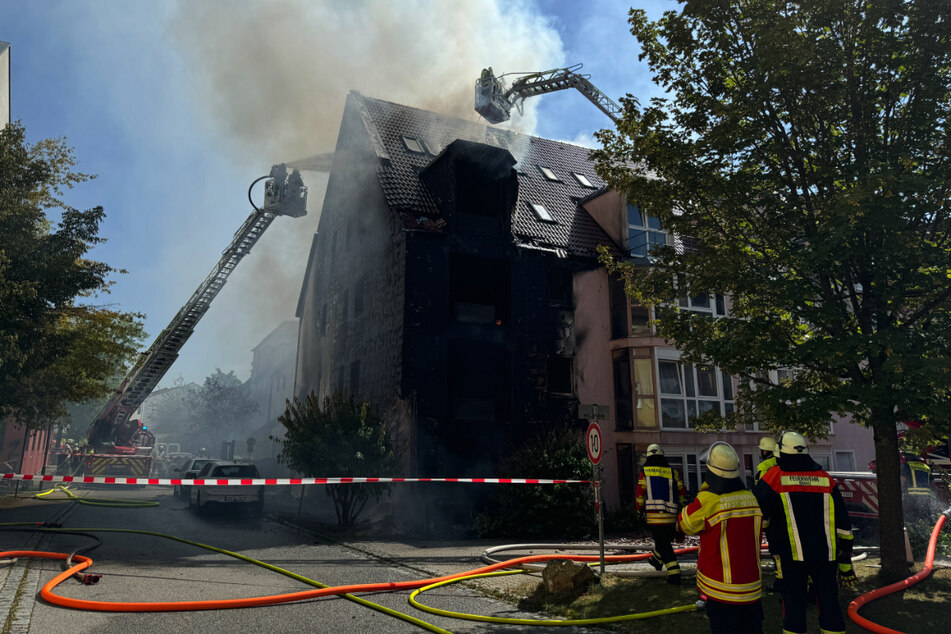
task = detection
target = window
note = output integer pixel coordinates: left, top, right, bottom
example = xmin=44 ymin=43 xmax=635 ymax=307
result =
xmin=547 ymin=269 xmax=572 ymax=306
xmin=835 ymin=451 xmax=855 ymax=472
xmin=529 ymin=202 xmax=556 ymax=223
xmin=547 ymin=356 xmax=573 ymax=394
xmin=612 ymin=350 xmax=634 ymax=429
xmin=630 ymin=305 xmax=652 ymax=335
xmin=401 ymin=136 xmax=426 ymax=153
xmin=674 ymin=275 xmax=726 ymax=316
xmin=627 ymin=203 xmax=666 ymax=258
xmin=572 ymin=172 xmax=596 ymax=188
xmin=537 ymin=165 xmax=560 ymax=181
xmin=609 ymin=276 xmax=629 ymax=339
xmin=658 ymin=358 xmax=735 ymax=429
xmin=813 ymin=454 xmax=832 ymax=470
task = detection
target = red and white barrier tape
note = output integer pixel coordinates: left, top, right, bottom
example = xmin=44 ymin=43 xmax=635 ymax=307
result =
xmin=1 ymin=473 xmax=588 ymax=486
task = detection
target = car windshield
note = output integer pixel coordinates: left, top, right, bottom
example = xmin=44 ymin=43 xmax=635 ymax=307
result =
xmin=210 ymin=465 xmax=260 ymax=478
xmin=188 ymin=460 xmax=214 ymax=472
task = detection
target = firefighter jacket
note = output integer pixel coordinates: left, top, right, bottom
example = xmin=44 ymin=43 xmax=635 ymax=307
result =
xmin=679 ymin=476 xmax=763 ymax=604
xmin=902 ymin=459 xmax=936 ymax=499
xmin=636 ymin=456 xmax=686 ymax=525
xmin=753 ymin=454 xmax=853 ymax=563
xmin=754 ymin=456 xmax=777 ymax=484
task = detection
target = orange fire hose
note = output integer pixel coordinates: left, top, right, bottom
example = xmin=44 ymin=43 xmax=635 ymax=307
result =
xmin=847 ymin=512 xmax=949 ymax=634
xmin=3 ymin=547 xmax=699 ymax=612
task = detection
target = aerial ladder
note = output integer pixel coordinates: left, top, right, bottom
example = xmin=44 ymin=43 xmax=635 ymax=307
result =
xmin=81 ymin=166 xmax=307 ymax=477
xmin=474 ymin=64 xmax=622 ymax=125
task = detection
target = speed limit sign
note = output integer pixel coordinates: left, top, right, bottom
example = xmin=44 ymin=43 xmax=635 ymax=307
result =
xmin=586 ymin=422 xmax=602 ymax=465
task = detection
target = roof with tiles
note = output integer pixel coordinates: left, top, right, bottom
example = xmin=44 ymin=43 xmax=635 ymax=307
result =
xmin=352 ymin=91 xmax=621 ymax=259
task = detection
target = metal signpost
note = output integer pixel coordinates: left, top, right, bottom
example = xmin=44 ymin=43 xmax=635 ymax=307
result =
xmin=581 ymin=403 xmax=610 ymax=577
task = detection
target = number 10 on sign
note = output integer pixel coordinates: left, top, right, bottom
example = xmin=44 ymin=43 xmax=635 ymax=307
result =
xmin=586 ymin=422 xmax=602 ymax=465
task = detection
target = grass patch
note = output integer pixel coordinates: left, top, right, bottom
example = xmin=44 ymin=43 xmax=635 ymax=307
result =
xmin=512 ymin=558 xmax=951 ymax=633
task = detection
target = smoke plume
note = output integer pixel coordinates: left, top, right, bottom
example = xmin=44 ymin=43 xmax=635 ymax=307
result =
xmin=166 ymin=0 xmax=565 ymax=378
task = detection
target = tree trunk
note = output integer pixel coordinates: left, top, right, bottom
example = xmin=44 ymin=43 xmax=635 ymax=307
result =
xmin=872 ymin=413 xmax=910 ymax=580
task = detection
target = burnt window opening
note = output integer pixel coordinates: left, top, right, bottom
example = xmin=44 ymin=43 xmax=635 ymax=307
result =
xmin=353 ymin=278 xmax=364 ymax=317
xmin=448 ymin=340 xmax=510 ymax=422
xmin=529 ymin=202 xmax=556 ymax=223
xmin=457 ymin=164 xmax=514 ymax=220
xmin=613 ymin=349 xmax=634 ymax=430
xmin=546 ymin=356 xmax=573 ymax=395
xmin=537 ymin=165 xmax=560 ymax=181
xmin=350 ymin=360 xmax=360 ymax=394
xmin=547 ymin=269 xmax=573 ymax=306
xmin=450 ymin=253 xmax=510 ymax=325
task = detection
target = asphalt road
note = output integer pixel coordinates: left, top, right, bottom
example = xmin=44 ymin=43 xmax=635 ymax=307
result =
xmin=0 ymin=486 xmax=563 ymax=633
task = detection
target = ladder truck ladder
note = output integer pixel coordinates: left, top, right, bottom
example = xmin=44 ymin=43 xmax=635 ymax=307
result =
xmin=87 ymin=167 xmax=307 ymax=445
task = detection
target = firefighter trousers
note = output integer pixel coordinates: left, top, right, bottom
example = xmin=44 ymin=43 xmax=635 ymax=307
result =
xmin=648 ymin=523 xmax=681 ymax=581
xmin=779 ymin=559 xmax=844 ymax=634
xmin=704 ymin=598 xmax=763 ymax=634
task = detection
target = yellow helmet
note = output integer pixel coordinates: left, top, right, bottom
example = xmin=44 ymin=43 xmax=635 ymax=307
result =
xmin=705 ymin=442 xmax=740 ymax=478
xmin=646 ymin=443 xmax=664 ymax=457
xmin=779 ymin=431 xmax=809 ymax=455
xmin=758 ymin=437 xmax=778 ymax=454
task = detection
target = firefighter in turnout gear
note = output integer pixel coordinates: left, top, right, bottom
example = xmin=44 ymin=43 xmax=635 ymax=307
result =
xmin=901 ymin=452 xmax=938 ymax=518
xmin=754 ymin=437 xmax=778 ymax=484
xmin=679 ymin=442 xmax=764 ymax=634
xmin=636 ymin=443 xmax=687 ymax=584
xmin=753 ymin=431 xmax=855 ymax=634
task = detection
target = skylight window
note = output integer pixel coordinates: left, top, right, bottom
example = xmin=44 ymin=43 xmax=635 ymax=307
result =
xmin=530 ymin=202 xmax=556 ymax=223
xmin=537 ymin=165 xmax=560 ymax=181
xmin=402 ymin=136 xmax=426 ymax=154
xmin=572 ymin=172 xmax=595 ymax=188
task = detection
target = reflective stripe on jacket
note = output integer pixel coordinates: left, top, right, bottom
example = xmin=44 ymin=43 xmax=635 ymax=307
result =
xmin=906 ymin=460 xmax=936 ymax=498
xmin=754 ymin=464 xmax=853 ymax=562
xmin=636 ymin=464 xmax=686 ymax=525
xmin=679 ymin=486 xmax=763 ymax=604
xmin=754 ymin=457 xmax=776 ymax=484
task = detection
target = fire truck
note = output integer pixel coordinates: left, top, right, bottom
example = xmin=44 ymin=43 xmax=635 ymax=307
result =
xmin=83 ymin=166 xmax=307 ymax=477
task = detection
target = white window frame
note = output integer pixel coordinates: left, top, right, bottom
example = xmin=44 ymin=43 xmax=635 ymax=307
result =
xmin=656 ymin=350 xmax=735 ymax=430
xmin=627 ymin=203 xmax=668 ymax=258
xmin=572 ymin=172 xmax=596 ymax=188
xmin=537 ymin=165 xmax=561 ymax=181
xmin=834 ymin=450 xmax=856 ymax=472
xmin=529 ymin=202 xmax=556 ymax=223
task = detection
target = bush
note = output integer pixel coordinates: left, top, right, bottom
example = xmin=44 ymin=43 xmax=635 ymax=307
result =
xmin=605 ymin=502 xmax=648 ymax=536
xmin=906 ymin=516 xmax=951 ymax=560
xmin=475 ymin=425 xmax=595 ymax=540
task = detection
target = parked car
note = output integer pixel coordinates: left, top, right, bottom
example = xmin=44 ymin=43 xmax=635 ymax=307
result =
xmin=174 ymin=457 xmax=215 ymax=498
xmin=189 ymin=461 xmax=264 ymax=516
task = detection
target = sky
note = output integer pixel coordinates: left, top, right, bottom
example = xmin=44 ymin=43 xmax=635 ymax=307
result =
xmin=2 ymin=0 xmax=672 ymax=389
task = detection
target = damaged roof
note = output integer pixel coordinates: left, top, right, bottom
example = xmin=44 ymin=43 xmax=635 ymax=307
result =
xmin=351 ymin=91 xmax=620 ymax=258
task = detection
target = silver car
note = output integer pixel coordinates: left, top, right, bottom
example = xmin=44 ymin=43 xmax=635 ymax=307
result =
xmin=189 ymin=461 xmax=264 ymax=516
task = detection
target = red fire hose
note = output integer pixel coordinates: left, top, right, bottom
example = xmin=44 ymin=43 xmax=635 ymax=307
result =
xmin=847 ymin=509 xmax=949 ymax=633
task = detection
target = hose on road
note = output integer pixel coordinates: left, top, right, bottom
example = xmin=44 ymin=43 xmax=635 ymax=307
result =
xmin=34 ymin=486 xmax=159 ymax=508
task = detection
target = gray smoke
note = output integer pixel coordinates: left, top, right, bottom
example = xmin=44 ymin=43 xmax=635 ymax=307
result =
xmin=167 ymin=0 xmax=565 ymax=378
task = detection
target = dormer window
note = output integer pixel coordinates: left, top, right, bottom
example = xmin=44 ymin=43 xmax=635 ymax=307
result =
xmin=537 ymin=165 xmax=560 ymax=181
xmin=627 ymin=203 xmax=666 ymax=257
xmin=529 ymin=202 xmax=556 ymax=223
xmin=572 ymin=172 xmax=595 ymax=188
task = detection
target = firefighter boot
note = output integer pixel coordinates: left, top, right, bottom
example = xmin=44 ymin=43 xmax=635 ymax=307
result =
xmin=648 ymin=551 xmax=664 ymax=571
xmin=666 ymin=561 xmax=682 ymax=585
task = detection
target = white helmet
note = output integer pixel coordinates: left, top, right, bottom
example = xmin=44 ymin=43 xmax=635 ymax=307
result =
xmin=704 ymin=442 xmax=740 ymax=478
xmin=646 ymin=443 xmax=664 ymax=457
xmin=779 ymin=431 xmax=809 ymax=455
xmin=758 ymin=437 xmax=778 ymax=454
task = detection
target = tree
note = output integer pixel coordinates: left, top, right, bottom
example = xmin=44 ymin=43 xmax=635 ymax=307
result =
xmin=274 ymin=391 xmax=397 ymax=528
xmin=593 ymin=0 xmax=951 ymax=579
xmin=189 ymin=369 xmax=258 ymax=451
xmin=0 ymin=122 xmax=145 ymax=426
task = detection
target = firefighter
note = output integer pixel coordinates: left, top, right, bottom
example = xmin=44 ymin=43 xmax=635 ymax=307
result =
xmin=753 ymin=431 xmax=856 ymax=634
xmin=754 ymin=437 xmax=778 ymax=484
xmin=636 ymin=443 xmax=687 ymax=584
xmin=679 ymin=442 xmax=764 ymax=634
xmin=901 ymin=452 xmax=937 ymax=518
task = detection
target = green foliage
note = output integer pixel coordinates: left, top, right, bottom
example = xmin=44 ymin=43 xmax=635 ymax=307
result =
xmin=593 ymin=0 xmax=951 ymax=578
xmin=604 ymin=502 xmax=647 ymax=536
xmin=906 ymin=517 xmax=951 ymax=560
xmin=274 ymin=391 xmax=397 ymax=527
xmin=0 ymin=122 xmax=145 ymax=426
xmin=475 ymin=425 xmax=595 ymax=540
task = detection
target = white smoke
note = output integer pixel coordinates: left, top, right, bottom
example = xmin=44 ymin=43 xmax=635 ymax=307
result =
xmin=165 ymin=0 xmax=565 ymax=379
